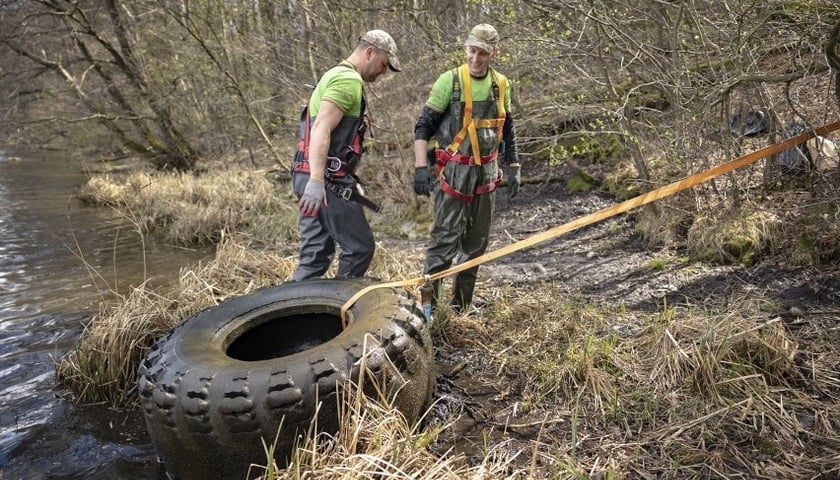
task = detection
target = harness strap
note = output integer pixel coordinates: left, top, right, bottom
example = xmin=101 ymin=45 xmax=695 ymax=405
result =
xmin=324 ymin=180 xmax=381 ymax=212
xmin=496 ymin=75 xmax=506 ymax=141
xmin=476 ymin=174 xmax=503 ymax=194
xmin=462 ymin=66 xmax=483 ymax=165
xmin=438 ymin=172 xmax=503 ymax=203
xmin=294 ymin=62 xmax=366 ymax=176
xmin=475 ymin=118 xmax=505 ymax=128
xmin=302 ymin=102 xmax=311 ymax=160
xmin=293 ymin=156 xmax=348 ymax=177
xmin=435 ymin=150 xmax=498 ymax=166
xmin=439 ymin=177 xmax=474 ymax=202
xmin=293 ymin=156 xmax=309 ymax=173
xmin=446 ymin=65 xmax=476 ymax=162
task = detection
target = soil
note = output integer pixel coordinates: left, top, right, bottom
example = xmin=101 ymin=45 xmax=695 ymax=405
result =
xmin=490 ymin=179 xmax=840 ymax=314
xmin=414 ymin=166 xmax=840 ymax=469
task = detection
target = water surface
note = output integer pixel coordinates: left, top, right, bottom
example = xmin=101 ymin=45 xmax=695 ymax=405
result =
xmin=0 ymin=149 xmax=207 ymax=479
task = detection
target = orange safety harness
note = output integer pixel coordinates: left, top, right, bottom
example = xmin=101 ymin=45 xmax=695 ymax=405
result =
xmin=435 ymin=64 xmax=508 ymax=202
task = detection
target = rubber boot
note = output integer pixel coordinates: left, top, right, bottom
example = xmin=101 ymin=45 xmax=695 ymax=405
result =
xmin=450 ymin=268 xmax=477 ymax=313
xmin=430 ymin=279 xmax=443 ymax=314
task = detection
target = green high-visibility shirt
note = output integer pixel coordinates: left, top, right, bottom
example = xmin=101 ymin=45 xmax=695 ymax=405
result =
xmin=309 ymin=61 xmax=364 ymax=118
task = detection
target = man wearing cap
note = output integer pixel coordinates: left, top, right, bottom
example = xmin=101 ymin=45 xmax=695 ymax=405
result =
xmin=412 ymin=23 xmax=522 ymax=313
xmin=291 ymin=29 xmax=400 ymax=281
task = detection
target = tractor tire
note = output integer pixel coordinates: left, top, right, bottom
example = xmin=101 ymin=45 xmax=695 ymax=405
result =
xmin=136 ymin=278 xmax=435 ymax=480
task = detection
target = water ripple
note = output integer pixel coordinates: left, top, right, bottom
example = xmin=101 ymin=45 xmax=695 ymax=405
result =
xmin=0 ymin=150 xmax=207 ymax=478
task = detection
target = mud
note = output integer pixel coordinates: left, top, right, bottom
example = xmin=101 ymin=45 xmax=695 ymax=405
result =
xmin=489 ymin=178 xmax=840 ymax=314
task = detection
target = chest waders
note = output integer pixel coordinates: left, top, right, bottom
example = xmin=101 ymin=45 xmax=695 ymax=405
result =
xmin=426 ymin=64 xmax=507 ymax=311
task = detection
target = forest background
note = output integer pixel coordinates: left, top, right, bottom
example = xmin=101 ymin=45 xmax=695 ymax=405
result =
xmin=3 ymin=1 xmax=840 ymax=479
xmin=2 ymin=0 xmax=839 ymax=179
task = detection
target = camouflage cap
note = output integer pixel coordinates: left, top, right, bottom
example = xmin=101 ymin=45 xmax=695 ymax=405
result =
xmin=464 ymin=23 xmax=499 ymax=53
xmin=360 ymin=29 xmax=401 ymax=72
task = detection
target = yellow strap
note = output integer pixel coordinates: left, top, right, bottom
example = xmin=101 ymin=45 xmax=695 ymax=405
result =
xmin=339 ymin=277 xmax=424 ymax=329
xmin=430 ymin=120 xmax=840 ymax=282
xmin=340 ymin=120 xmax=840 ymax=326
xmin=474 ymin=119 xmax=504 ymax=128
xmin=446 ymin=65 xmax=478 ymax=162
xmin=462 ymin=65 xmax=483 ymax=165
xmin=460 ymin=64 xmax=473 ymax=128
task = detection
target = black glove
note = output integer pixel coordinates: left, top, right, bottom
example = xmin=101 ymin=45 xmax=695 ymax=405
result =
xmin=413 ymin=166 xmax=433 ymax=196
xmin=507 ymin=165 xmax=521 ymax=199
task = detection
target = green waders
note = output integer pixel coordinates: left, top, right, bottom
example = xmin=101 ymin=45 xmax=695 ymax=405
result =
xmin=424 ymin=65 xmax=507 ymax=312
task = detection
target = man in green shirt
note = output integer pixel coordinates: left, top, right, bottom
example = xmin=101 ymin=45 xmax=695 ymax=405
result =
xmin=412 ymin=23 xmax=522 ymax=312
xmin=292 ymin=30 xmax=400 ymax=281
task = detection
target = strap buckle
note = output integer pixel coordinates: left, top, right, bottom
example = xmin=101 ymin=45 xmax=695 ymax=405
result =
xmin=339 ymin=185 xmax=353 ymax=201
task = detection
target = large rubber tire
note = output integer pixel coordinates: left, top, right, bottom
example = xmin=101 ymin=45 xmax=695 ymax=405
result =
xmin=137 ymin=278 xmax=435 ymax=480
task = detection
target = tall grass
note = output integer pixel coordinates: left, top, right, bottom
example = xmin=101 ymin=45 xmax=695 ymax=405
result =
xmin=55 ymin=235 xmax=296 ymax=405
xmin=448 ymin=285 xmax=840 ymax=478
xmin=252 ymin=362 xmax=528 ymax=480
xmin=77 ymin=167 xmax=299 ymax=247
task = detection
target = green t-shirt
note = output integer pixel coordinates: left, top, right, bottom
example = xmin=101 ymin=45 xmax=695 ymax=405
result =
xmin=309 ymin=61 xmax=364 ymax=118
xmin=425 ymin=67 xmax=512 ymax=113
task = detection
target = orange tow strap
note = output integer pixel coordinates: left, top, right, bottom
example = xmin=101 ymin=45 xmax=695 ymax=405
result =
xmin=339 ymin=120 xmax=840 ymax=328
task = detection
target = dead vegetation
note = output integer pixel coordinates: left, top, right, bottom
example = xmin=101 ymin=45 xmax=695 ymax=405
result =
xmin=427 ymin=285 xmax=840 ymax=478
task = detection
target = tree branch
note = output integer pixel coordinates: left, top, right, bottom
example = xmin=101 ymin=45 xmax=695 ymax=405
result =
xmin=825 ymin=17 xmax=840 ymax=105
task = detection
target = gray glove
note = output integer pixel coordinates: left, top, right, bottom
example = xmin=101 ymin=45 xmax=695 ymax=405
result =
xmin=413 ymin=166 xmax=433 ymax=196
xmin=507 ymin=165 xmax=521 ymax=199
xmin=298 ymin=178 xmax=326 ymax=216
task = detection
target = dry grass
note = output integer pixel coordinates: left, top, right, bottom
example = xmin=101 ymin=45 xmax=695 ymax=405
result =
xmin=439 ymin=285 xmax=840 ymax=479
xmin=55 ymin=283 xmax=181 ymax=406
xmin=60 ymin=159 xmax=840 ymax=477
xmin=55 ymin=235 xmax=297 ymax=405
xmin=77 ymin=167 xmax=298 ymax=247
xmin=687 ymin=209 xmax=783 ymax=265
xmin=252 ymin=364 xmax=528 ymax=480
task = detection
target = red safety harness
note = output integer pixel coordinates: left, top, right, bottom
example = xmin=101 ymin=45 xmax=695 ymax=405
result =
xmin=293 ymin=62 xmax=366 ymax=179
xmin=292 ymin=64 xmax=380 ymax=212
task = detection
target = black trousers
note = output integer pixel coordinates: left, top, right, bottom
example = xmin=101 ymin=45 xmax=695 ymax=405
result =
xmin=291 ymin=172 xmax=374 ymax=281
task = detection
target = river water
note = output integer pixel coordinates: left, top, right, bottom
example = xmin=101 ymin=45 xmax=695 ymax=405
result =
xmin=0 ymin=149 xmax=207 ymax=479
